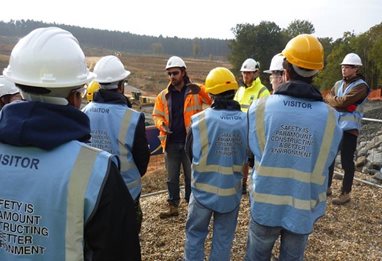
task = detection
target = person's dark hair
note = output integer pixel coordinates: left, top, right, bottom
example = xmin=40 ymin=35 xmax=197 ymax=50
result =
xmin=210 ymin=90 xmax=235 ymax=100
xmin=181 ymin=68 xmax=191 ymax=84
xmin=16 ymin=84 xmax=51 ymax=94
xmin=282 ymin=60 xmax=313 ymax=84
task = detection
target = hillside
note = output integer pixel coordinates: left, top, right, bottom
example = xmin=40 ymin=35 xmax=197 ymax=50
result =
xmin=0 ymin=33 xmax=231 ymax=97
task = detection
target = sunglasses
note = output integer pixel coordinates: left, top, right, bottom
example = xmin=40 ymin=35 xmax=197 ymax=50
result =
xmin=167 ymin=71 xmax=180 ymax=77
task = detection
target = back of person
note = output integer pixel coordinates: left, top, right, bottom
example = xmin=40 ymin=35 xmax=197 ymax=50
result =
xmin=248 ymin=93 xmax=341 ymax=232
xmin=0 ymin=140 xmax=112 ymax=259
xmin=83 ymin=101 xmax=143 ymax=198
xmin=0 ymin=27 xmax=141 ymax=260
xmin=190 ymin=107 xmax=247 ymax=212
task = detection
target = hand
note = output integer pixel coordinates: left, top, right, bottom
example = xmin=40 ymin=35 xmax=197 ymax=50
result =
xmin=161 ymin=123 xmax=172 ymax=134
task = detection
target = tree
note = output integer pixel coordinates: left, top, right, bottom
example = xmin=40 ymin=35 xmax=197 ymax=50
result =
xmin=285 ymin=20 xmax=315 ymax=38
xmin=229 ymin=21 xmax=287 ymax=77
xmin=314 ymin=32 xmax=355 ymax=90
xmin=192 ymin=38 xmax=201 ymax=58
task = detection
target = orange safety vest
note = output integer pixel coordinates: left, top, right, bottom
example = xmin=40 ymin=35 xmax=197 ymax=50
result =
xmin=152 ymin=83 xmax=212 ymax=150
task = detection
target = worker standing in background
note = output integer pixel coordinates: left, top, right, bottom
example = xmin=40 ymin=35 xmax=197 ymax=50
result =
xmin=183 ymin=67 xmax=247 ymax=261
xmin=0 ymin=27 xmax=141 ymax=260
xmin=263 ymin=53 xmax=285 ymax=93
xmin=152 ymin=56 xmax=212 ymax=218
xmin=82 ymin=55 xmax=150 ymax=232
xmin=0 ymin=75 xmax=23 ymax=109
xmin=325 ymin=53 xmax=369 ymax=204
xmin=245 ymin=34 xmax=342 ymax=261
xmin=234 ymin=58 xmax=270 ymax=194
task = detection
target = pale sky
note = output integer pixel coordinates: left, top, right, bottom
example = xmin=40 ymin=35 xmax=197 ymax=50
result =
xmin=2 ymin=0 xmax=382 ymax=40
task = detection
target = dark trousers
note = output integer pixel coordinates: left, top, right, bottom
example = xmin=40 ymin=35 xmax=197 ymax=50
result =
xmin=328 ymin=131 xmax=358 ymax=193
xmin=164 ymin=142 xmax=191 ymax=206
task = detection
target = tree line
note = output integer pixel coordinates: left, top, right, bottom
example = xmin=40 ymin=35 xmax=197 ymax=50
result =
xmin=229 ymin=20 xmax=382 ymax=90
xmin=0 ymin=20 xmax=230 ymax=59
xmin=1 ymin=19 xmax=381 ymax=90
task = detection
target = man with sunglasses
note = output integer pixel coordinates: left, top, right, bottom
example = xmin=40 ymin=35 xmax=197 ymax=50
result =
xmin=325 ymin=53 xmax=369 ymax=205
xmin=153 ymin=56 xmax=212 ymax=218
xmin=234 ymin=58 xmax=270 ymax=195
xmin=0 ymin=27 xmax=141 ymax=260
xmin=82 ymin=55 xmax=150 ymax=232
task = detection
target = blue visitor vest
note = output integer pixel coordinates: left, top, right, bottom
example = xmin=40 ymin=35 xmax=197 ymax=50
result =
xmin=190 ymin=108 xmax=247 ymax=213
xmin=0 ymin=141 xmax=115 ymax=260
xmin=248 ymin=95 xmax=342 ymax=234
xmin=83 ymin=102 xmax=142 ymax=199
xmin=334 ymin=79 xmax=369 ymax=131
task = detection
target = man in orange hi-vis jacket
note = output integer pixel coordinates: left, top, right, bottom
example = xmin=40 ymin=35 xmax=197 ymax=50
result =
xmin=152 ymin=56 xmax=212 ymax=218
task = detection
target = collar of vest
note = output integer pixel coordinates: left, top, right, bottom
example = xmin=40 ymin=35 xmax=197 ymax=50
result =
xmin=93 ymin=89 xmax=131 ymax=106
xmin=274 ymin=80 xmax=323 ymax=101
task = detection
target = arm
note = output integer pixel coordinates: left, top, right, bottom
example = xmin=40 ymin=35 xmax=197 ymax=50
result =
xmin=84 ymin=162 xmax=141 ymax=261
xmin=199 ymin=84 xmax=212 ymax=106
xmin=326 ymin=83 xmax=369 ymax=110
xmin=152 ymin=93 xmax=166 ymax=130
xmin=185 ymin=128 xmax=193 ymax=161
xmin=132 ymin=113 xmax=150 ymax=176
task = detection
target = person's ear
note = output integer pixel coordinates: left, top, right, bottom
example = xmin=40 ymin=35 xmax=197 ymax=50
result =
xmin=67 ymin=91 xmax=82 ymax=109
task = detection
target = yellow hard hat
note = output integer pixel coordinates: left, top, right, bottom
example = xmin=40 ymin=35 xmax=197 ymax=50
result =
xmin=205 ymin=67 xmax=238 ymax=95
xmin=86 ymin=80 xmax=100 ymax=102
xmin=282 ymin=34 xmax=324 ymax=70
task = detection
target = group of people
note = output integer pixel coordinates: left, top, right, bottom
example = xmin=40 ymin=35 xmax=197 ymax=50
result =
xmin=0 ymin=26 xmax=369 ymax=261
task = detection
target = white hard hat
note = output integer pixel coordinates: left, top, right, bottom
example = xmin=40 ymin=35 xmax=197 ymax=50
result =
xmin=0 ymin=76 xmax=19 ymax=98
xmin=165 ymin=56 xmax=186 ymax=70
xmin=94 ymin=55 xmax=130 ymax=84
xmin=3 ymin=27 xmax=94 ymax=88
xmin=341 ymin=53 xmax=363 ymax=66
xmin=240 ymin=58 xmax=260 ymax=72
xmin=264 ymin=54 xmax=284 ymax=74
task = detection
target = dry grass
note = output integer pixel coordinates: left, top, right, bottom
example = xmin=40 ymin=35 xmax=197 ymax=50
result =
xmin=86 ymin=54 xmax=231 ymax=97
xmin=141 ymin=163 xmax=382 ymax=261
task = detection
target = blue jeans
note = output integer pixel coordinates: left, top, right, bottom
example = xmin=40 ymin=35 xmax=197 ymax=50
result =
xmin=184 ymin=194 xmax=240 ymax=261
xmin=164 ymin=142 xmax=191 ymax=206
xmin=245 ymin=218 xmax=309 ymax=261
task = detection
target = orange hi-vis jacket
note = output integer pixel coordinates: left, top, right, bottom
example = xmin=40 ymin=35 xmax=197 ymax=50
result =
xmin=152 ymin=82 xmax=212 ymax=150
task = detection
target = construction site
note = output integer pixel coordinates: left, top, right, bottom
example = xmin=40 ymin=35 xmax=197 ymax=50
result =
xmin=82 ymin=51 xmax=382 ymax=260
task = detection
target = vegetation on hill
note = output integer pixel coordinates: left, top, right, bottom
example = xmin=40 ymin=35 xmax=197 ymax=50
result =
xmin=0 ymin=20 xmax=230 ymax=59
xmin=1 ymin=19 xmax=381 ymax=92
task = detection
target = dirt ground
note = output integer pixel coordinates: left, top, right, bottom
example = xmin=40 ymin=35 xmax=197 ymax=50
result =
xmin=140 ymin=166 xmax=382 ymax=261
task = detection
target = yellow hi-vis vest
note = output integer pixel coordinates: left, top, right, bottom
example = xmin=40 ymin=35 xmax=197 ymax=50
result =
xmin=234 ymin=77 xmax=270 ymax=112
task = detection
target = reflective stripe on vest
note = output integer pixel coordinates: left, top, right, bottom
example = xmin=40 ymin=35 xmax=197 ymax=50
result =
xmin=65 ymin=147 xmax=98 ymax=261
xmin=118 ymin=109 xmax=142 ymax=199
xmin=252 ymin=191 xmax=327 ymax=210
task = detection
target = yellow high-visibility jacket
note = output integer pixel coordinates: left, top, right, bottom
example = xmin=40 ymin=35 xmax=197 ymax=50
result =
xmin=234 ymin=78 xmax=270 ymax=112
